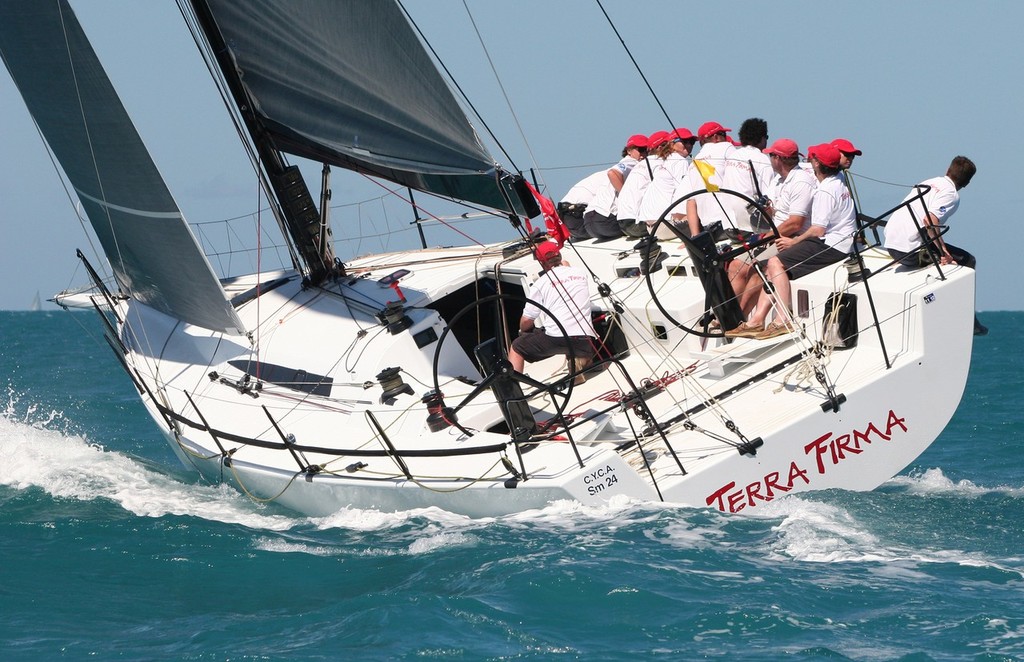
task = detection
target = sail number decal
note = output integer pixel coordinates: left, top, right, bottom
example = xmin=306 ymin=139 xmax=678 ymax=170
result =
xmin=584 ymin=464 xmax=619 ymax=496
xmin=705 ymin=410 xmax=909 ymax=513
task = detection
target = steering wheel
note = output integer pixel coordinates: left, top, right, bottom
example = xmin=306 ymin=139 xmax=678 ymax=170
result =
xmin=430 ymin=292 xmax=582 ymax=439
xmin=642 ymin=188 xmax=776 ymax=338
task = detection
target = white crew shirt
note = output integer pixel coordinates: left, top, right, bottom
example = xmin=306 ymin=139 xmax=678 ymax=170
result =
xmin=638 ymin=152 xmax=690 ymax=223
xmin=727 ymin=145 xmax=774 ymax=200
xmin=585 ymin=155 xmax=639 ymax=217
xmin=883 ymin=175 xmax=960 ymax=253
xmin=811 ymin=175 xmax=857 ymax=253
xmin=772 ymin=167 xmax=817 ymax=235
xmin=522 ymin=265 xmax=596 ymax=338
xmin=561 ymin=170 xmax=609 ymax=206
xmin=682 ymin=141 xmax=760 ymax=230
xmin=615 ymin=156 xmax=656 ymax=220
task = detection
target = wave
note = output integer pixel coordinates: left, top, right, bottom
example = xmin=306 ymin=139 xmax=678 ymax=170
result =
xmin=6 ymin=395 xmax=1020 ymax=571
xmin=886 ymin=467 xmax=1024 ymax=497
xmin=0 ymin=411 xmax=297 ymax=530
xmin=755 ymin=495 xmax=1024 ymax=579
xmin=0 ymin=405 xmax=671 ymax=542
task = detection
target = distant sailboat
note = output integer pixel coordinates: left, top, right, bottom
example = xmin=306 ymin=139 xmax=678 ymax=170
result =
xmin=30 ymin=291 xmax=41 ymax=312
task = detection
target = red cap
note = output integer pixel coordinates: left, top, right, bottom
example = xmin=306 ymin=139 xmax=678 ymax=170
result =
xmin=534 ymin=241 xmax=561 ymax=262
xmin=626 ymin=134 xmax=649 ymax=149
xmin=830 ymin=138 xmax=862 ymax=156
xmin=670 ymin=127 xmax=696 ymax=141
xmin=647 ymin=130 xmax=670 ymax=149
xmin=697 ymin=121 xmax=731 ymax=140
xmin=808 ymin=143 xmax=841 ymax=169
xmin=763 ymin=138 xmax=800 ymax=158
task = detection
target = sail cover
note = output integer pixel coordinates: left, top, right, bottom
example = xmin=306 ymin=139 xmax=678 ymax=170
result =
xmin=195 ymin=0 xmax=525 ymax=214
xmin=0 ymin=0 xmax=245 ymax=335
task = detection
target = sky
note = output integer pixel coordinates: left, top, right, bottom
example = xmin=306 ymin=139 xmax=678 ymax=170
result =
xmin=2 ymin=0 xmax=1023 ymax=311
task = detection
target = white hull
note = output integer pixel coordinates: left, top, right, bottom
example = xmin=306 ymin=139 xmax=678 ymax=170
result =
xmin=108 ymin=236 xmax=973 ymax=517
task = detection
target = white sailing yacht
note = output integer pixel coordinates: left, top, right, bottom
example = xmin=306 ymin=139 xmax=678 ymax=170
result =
xmin=0 ymin=0 xmax=976 ymax=517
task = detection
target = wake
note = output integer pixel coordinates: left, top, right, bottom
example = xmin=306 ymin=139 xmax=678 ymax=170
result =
xmin=0 ymin=411 xmax=296 ymax=530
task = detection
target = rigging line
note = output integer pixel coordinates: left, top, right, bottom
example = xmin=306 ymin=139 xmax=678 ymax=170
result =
xmin=359 ymin=174 xmax=485 ymax=246
xmin=255 ymin=155 xmax=263 ymax=374
xmin=460 ymin=0 xmax=543 ymax=185
xmin=13 ymin=115 xmax=110 ymax=286
xmin=594 ymin=0 xmax=675 ymax=130
xmin=396 ymin=0 xmax=520 ymax=174
xmin=844 ymin=170 xmax=914 ymax=189
xmin=55 ymin=4 xmax=165 ymax=376
xmin=54 ymin=3 xmax=129 ymax=304
xmin=177 ymin=0 xmax=302 ymax=273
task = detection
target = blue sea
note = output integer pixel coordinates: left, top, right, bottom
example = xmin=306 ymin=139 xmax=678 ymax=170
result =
xmin=1 ymin=310 xmax=1022 ymax=661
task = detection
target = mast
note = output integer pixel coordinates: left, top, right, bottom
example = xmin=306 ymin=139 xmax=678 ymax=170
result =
xmin=189 ymin=0 xmax=336 ymax=286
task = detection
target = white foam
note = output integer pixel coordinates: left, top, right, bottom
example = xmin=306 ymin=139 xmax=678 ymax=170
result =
xmin=755 ymin=494 xmax=1024 ymax=579
xmin=501 ymin=494 xmax=665 ymax=530
xmin=887 ymin=467 xmax=1024 ymax=497
xmin=406 ymin=530 xmax=475 ymax=554
xmin=312 ymin=505 xmax=478 ymax=532
xmin=251 ymin=536 xmax=337 ymax=556
xmin=0 ymin=413 xmax=296 ymax=530
xmin=760 ymin=496 xmax=889 ymax=563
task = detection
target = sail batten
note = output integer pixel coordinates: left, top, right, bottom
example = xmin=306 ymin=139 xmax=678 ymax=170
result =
xmin=194 ymin=0 xmax=526 ymax=214
xmin=0 ymin=0 xmax=245 ymax=335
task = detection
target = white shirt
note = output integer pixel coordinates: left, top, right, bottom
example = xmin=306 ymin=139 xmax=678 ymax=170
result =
xmin=560 ymin=170 xmax=608 ymax=206
xmin=811 ymin=175 xmax=857 ymax=253
xmin=638 ymin=152 xmax=690 ymax=223
xmin=883 ymin=175 xmax=960 ymax=253
xmin=585 ymin=155 xmax=639 ymax=217
xmin=681 ymin=142 xmax=749 ymax=230
xmin=522 ymin=265 xmax=596 ymax=338
xmin=615 ymin=156 xmax=656 ymax=220
xmin=728 ymin=145 xmax=774 ymax=199
xmin=772 ymin=167 xmax=817 ymax=235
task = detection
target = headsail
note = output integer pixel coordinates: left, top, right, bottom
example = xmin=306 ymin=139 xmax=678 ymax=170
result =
xmin=191 ymin=0 xmax=530 ymax=216
xmin=0 ymin=0 xmax=245 ymax=335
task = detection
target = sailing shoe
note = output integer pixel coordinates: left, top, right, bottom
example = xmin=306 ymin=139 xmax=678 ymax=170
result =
xmin=724 ymin=322 xmax=763 ymax=338
xmin=754 ymin=322 xmax=791 ymax=340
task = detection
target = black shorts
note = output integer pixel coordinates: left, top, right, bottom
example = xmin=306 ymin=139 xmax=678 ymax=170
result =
xmin=777 ymin=238 xmax=847 ymax=280
xmin=512 ymin=329 xmax=597 ymax=363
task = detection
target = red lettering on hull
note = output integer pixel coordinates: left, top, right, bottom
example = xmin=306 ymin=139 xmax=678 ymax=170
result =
xmin=705 ymin=410 xmax=908 ymax=513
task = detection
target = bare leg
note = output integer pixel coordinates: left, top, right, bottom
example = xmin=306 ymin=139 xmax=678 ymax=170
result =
xmin=767 ymin=261 xmax=792 ymax=325
xmin=746 ymin=257 xmax=788 ymax=328
xmin=729 ymin=261 xmax=763 ymax=315
xmin=508 ymin=345 xmax=525 ymax=372
xmin=727 ymin=261 xmax=749 ymax=314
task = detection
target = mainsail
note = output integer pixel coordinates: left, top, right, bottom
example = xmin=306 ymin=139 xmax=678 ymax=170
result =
xmin=191 ymin=0 xmax=530 ymax=216
xmin=0 ymin=0 xmax=244 ymax=335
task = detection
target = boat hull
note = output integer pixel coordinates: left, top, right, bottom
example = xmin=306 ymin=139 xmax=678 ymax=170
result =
xmin=118 ymin=240 xmax=974 ymax=517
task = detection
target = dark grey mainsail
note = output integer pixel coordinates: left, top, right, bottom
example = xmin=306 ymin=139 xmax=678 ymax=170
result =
xmin=193 ymin=0 xmax=528 ymax=215
xmin=0 ymin=0 xmax=244 ymax=335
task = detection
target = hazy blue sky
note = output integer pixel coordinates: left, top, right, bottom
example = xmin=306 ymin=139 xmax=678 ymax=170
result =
xmin=2 ymin=1 xmax=1022 ymax=311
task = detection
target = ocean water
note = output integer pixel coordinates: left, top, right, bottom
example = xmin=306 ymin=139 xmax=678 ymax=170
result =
xmin=1 ymin=310 xmax=1022 ymax=661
